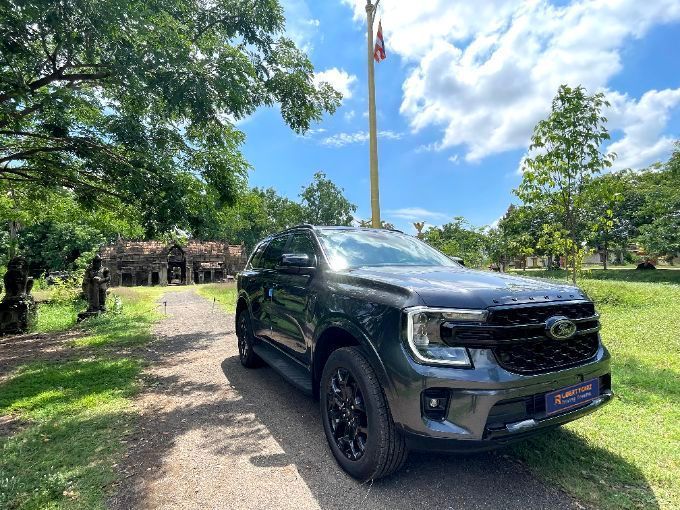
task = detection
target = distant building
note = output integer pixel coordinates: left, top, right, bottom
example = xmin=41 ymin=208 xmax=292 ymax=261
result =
xmin=100 ymin=240 xmax=247 ymax=287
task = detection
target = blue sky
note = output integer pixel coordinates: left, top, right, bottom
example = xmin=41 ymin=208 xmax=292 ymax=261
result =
xmin=238 ymin=0 xmax=680 ymax=233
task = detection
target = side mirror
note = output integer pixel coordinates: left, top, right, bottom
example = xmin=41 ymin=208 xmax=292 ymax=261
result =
xmin=278 ymin=253 xmax=317 ymax=275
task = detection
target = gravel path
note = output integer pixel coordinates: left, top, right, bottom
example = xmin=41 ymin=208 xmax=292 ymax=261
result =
xmin=109 ymin=288 xmax=577 ymax=510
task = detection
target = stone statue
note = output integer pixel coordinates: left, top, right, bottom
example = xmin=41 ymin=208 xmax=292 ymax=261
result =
xmin=0 ymin=256 xmax=36 ymax=334
xmin=79 ymin=254 xmax=111 ymax=320
xmin=413 ymin=222 xmax=426 ymax=239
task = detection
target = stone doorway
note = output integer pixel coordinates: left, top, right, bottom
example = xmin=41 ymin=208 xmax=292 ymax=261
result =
xmin=167 ymin=246 xmax=186 ymax=285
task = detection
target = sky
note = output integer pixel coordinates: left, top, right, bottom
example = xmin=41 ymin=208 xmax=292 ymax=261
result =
xmin=238 ymin=0 xmax=680 ymax=234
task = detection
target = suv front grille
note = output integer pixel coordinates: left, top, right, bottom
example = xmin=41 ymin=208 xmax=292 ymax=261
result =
xmin=440 ymin=301 xmax=601 ymax=374
xmin=492 ymin=333 xmax=599 ymax=374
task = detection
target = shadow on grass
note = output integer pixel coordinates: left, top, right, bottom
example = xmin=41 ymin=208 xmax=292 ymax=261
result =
xmin=0 ymin=410 xmax=134 ymax=510
xmin=0 ymin=358 xmax=141 ymax=510
xmin=510 ymin=427 xmax=660 ymax=510
xmin=0 ymin=358 xmax=140 ymax=419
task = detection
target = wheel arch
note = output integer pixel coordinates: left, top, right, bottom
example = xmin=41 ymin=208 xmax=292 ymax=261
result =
xmin=312 ymin=318 xmax=394 ymax=401
xmin=235 ymin=291 xmax=250 ymax=318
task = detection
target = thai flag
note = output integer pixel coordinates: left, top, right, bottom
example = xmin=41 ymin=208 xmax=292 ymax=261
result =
xmin=374 ymin=21 xmax=386 ymax=62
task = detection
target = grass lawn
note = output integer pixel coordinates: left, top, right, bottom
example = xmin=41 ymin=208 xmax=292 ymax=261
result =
xmin=0 ymin=287 xmax=167 ymax=510
xmin=509 ymin=269 xmax=679 ymax=510
xmin=195 ymin=282 xmax=238 ymax=313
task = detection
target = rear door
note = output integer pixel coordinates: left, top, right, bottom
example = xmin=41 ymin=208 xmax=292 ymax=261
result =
xmin=269 ymin=231 xmax=319 ymax=364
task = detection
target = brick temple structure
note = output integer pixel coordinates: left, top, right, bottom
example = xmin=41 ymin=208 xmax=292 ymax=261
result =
xmin=100 ymin=240 xmax=247 ymax=287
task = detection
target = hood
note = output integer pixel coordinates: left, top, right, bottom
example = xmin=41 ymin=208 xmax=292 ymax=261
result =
xmin=340 ymin=266 xmax=586 ymax=309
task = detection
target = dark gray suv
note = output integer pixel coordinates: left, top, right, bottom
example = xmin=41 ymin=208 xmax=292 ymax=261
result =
xmin=235 ymin=226 xmax=612 ymax=481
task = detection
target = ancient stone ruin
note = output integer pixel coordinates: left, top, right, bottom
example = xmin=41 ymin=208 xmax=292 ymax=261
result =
xmin=99 ymin=240 xmax=247 ymax=287
xmin=0 ymin=256 xmax=36 ymax=334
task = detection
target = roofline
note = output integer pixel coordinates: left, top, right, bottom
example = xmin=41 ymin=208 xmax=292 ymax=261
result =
xmin=266 ymin=225 xmax=406 ymax=240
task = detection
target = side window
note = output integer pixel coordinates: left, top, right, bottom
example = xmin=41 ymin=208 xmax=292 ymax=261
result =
xmin=249 ymin=242 xmax=268 ymax=269
xmin=287 ymin=233 xmax=318 ymax=266
xmin=261 ymin=235 xmax=289 ymax=269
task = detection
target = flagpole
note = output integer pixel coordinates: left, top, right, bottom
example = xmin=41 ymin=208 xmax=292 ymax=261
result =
xmin=366 ymin=0 xmax=381 ymax=228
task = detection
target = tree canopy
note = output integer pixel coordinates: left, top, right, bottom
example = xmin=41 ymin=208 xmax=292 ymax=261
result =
xmin=516 ymin=85 xmax=614 ymax=282
xmin=299 ymin=172 xmax=356 ymax=226
xmin=0 ymin=0 xmax=341 ymax=235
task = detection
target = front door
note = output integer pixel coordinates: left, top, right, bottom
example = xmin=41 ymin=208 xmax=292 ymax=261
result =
xmin=269 ymin=232 xmax=319 ymax=364
xmin=251 ymin=234 xmax=289 ymax=339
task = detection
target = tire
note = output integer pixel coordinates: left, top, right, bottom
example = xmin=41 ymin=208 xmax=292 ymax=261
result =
xmin=236 ymin=309 xmax=263 ymax=368
xmin=320 ymin=347 xmax=407 ymax=481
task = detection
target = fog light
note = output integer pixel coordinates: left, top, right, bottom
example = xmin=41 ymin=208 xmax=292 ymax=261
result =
xmin=422 ymin=389 xmax=450 ymax=421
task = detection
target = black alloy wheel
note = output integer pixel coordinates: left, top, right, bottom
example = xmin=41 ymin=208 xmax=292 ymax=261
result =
xmin=326 ymin=367 xmax=369 ymax=461
xmin=320 ymin=347 xmax=407 ymax=481
xmin=236 ymin=310 xmax=262 ymax=368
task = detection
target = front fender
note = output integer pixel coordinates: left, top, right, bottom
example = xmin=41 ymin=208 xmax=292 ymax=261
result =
xmin=313 ymin=315 xmax=397 ymax=406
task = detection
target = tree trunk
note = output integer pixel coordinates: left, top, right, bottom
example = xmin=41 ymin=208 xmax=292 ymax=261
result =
xmin=603 ymin=236 xmax=608 ymax=270
xmin=571 ymin=245 xmax=577 ymax=284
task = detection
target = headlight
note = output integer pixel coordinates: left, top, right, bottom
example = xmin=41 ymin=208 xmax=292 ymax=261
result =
xmin=404 ymin=307 xmax=488 ymax=367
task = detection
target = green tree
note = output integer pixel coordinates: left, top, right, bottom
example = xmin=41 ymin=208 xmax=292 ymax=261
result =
xmin=0 ymin=0 xmax=341 ymax=235
xmin=0 ymin=182 xmax=143 ymax=272
xmin=299 ymin=172 xmax=356 ymax=226
xmin=423 ymin=217 xmax=488 ymax=268
xmin=634 ymin=144 xmax=680 ymax=261
xmin=516 ymin=85 xmax=615 ymax=283
xmin=583 ymin=172 xmax=626 ymax=269
xmin=495 ymin=205 xmax=546 ymax=271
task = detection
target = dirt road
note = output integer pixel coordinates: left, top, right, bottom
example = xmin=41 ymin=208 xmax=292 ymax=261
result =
xmin=109 ymin=288 xmax=577 ymax=510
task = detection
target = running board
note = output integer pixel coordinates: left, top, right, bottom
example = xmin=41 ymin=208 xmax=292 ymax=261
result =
xmin=252 ymin=341 xmax=313 ymax=396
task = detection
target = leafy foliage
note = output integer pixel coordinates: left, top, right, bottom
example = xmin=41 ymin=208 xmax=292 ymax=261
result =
xmin=516 ymin=85 xmax=615 ymax=282
xmin=298 ymin=171 xmax=356 ymax=226
xmin=423 ymin=217 xmax=488 ymax=267
xmin=0 ymin=0 xmax=341 ymax=235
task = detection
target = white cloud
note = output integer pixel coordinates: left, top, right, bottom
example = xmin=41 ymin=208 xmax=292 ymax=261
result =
xmin=386 ymin=207 xmax=449 ymax=221
xmin=606 ymin=88 xmax=680 ymax=170
xmin=281 ymin=0 xmax=320 ymax=53
xmin=344 ymin=110 xmax=356 ymax=122
xmin=342 ymin=0 xmax=680 ymax=164
xmin=321 ymin=130 xmax=403 ymax=147
xmin=448 ymin=155 xmax=460 ymax=165
xmin=314 ymin=68 xmax=358 ymax=102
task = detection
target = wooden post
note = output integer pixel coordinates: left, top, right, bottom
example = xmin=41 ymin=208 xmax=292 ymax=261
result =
xmin=366 ymin=0 xmax=381 ymax=228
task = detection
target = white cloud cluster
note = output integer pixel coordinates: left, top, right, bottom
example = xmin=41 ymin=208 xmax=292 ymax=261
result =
xmin=314 ymin=67 xmax=358 ymax=102
xmin=321 ymin=130 xmax=403 ymax=147
xmin=386 ymin=208 xmax=449 ymax=221
xmin=342 ymin=0 xmax=680 ymax=168
xmin=282 ymin=0 xmax=320 ymax=53
xmin=606 ymin=88 xmax=680 ymax=170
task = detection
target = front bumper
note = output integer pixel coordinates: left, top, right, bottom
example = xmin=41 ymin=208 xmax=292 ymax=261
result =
xmin=380 ymin=341 xmax=612 ymax=449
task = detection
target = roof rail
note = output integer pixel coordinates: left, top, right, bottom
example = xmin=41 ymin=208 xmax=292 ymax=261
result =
xmin=280 ymin=224 xmax=315 ymax=233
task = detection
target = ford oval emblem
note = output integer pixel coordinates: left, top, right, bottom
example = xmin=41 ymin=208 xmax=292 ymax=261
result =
xmin=546 ymin=316 xmax=577 ymax=340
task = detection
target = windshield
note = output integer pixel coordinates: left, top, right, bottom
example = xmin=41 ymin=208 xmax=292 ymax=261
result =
xmin=316 ymin=229 xmax=458 ymax=270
